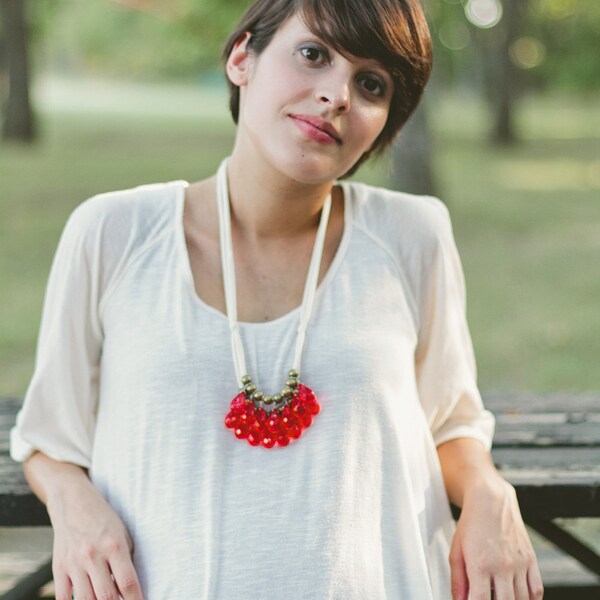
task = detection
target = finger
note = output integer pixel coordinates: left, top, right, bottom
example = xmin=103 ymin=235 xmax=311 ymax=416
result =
xmin=449 ymin=549 xmax=469 ymax=600
xmin=52 ymin=569 xmax=73 ymax=600
xmin=513 ymin=572 xmax=529 ymax=600
xmin=88 ymin=560 xmax=121 ymax=600
xmin=110 ymin=554 xmax=144 ymax=600
xmin=70 ymin=571 xmax=96 ymax=600
xmin=467 ymin=573 xmax=492 ymax=600
xmin=492 ymin=575 xmax=515 ymax=600
xmin=527 ymin=565 xmax=544 ymax=599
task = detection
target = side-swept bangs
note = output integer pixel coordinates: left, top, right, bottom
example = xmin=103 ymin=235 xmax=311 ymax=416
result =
xmin=223 ymin=0 xmax=432 ymax=176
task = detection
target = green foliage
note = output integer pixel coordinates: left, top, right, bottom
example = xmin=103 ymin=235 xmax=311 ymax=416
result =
xmin=427 ymin=0 xmax=599 ymax=92
xmin=529 ymin=0 xmax=600 ymax=90
xmin=16 ymin=0 xmax=598 ymax=91
xmin=36 ymin=0 xmax=252 ymax=78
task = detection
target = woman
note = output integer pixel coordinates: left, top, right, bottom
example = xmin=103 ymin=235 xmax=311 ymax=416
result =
xmin=11 ymin=0 xmax=543 ymax=598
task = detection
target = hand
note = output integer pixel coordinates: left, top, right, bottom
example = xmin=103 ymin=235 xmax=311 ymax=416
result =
xmin=48 ymin=478 xmax=144 ymax=600
xmin=449 ymin=479 xmax=544 ymax=600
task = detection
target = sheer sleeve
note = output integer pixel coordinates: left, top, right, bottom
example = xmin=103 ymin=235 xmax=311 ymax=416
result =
xmin=10 ymin=203 xmax=103 ymax=467
xmin=414 ymin=201 xmax=495 ymax=449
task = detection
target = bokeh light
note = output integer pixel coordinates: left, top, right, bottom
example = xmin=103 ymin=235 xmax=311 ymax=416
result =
xmin=438 ymin=20 xmax=471 ymax=51
xmin=510 ymin=37 xmax=546 ymax=70
xmin=465 ymin=0 xmax=503 ymax=29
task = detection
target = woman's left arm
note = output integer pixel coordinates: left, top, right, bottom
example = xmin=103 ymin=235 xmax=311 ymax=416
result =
xmin=437 ymin=437 xmax=544 ymax=600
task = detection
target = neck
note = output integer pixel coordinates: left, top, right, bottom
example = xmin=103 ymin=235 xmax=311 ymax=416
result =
xmin=226 ymin=152 xmax=335 ymax=242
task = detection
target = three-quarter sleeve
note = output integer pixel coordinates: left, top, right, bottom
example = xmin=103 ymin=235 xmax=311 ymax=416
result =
xmin=414 ymin=201 xmax=495 ymax=449
xmin=10 ymin=204 xmax=103 ymax=467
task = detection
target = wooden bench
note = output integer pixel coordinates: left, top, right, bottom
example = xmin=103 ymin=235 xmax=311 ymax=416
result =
xmin=2 ymin=393 xmax=600 ymax=599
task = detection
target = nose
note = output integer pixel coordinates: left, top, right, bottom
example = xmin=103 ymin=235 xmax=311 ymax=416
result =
xmin=316 ymin=74 xmax=351 ymax=114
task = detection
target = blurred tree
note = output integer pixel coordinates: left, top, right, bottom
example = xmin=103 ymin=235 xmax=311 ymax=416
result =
xmin=38 ymin=0 xmax=598 ymax=93
xmin=7 ymin=0 xmax=596 ymax=190
xmin=0 ymin=21 xmax=6 ymax=97
xmin=0 ymin=0 xmax=35 ymax=141
xmin=391 ymin=102 xmax=436 ymax=196
xmin=489 ymin=0 xmax=527 ymax=145
xmin=529 ymin=0 xmax=600 ymax=91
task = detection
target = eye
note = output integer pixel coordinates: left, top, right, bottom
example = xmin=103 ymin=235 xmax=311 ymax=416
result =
xmin=300 ymin=44 xmax=329 ymax=65
xmin=357 ymin=74 xmax=387 ymax=97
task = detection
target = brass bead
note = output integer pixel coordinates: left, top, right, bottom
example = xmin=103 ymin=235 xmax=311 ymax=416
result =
xmin=286 ymin=378 xmax=298 ymax=388
xmin=288 ymin=369 xmax=298 ymax=378
xmin=263 ymin=395 xmax=274 ymax=405
xmin=241 ymin=375 xmax=252 ymax=385
xmin=281 ymin=387 xmax=292 ymax=397
xmin=245 ymin=383 xmax=257 ymax=395
xmin=273 ymin=394 xmax=282 ymax=403
xmin=252 ymin=391 xmax=264 ymax=401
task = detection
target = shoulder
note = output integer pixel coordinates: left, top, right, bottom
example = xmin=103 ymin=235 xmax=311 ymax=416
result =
xmin=55 ymin=180 xmax=187 ymax=301
xmin=66 ymin=180 xmax=188 ymax=247
xmin=346 ymin=180 xmax=453 ymax=259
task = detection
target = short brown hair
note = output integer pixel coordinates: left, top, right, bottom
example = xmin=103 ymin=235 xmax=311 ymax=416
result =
xmin=223 ymin=0 xmax=433 ymax=176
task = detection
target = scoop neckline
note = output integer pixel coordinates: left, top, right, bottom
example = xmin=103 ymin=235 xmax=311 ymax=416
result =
xmin=174 ymin=179 xmax=354 ymax=329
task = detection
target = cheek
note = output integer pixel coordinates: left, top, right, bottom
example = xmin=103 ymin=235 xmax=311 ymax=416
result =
xmin=354 ymin=104 xmax=390 ymax=146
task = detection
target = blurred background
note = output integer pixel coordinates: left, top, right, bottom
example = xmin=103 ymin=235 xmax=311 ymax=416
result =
xmin=1 ymin=0 xmax=598 ymax=396
xmin=0 ymin=0 xmax=599 ymax=594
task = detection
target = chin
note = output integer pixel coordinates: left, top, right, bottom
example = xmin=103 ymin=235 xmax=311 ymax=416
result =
xmin=273 ymin=151 xmax=352 ymax=185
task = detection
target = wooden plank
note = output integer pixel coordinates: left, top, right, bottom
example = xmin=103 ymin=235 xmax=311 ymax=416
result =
xmin=542 ymin=587 xmax=600 ymax=599
xmin=493 ymin=421 xmax=600 ymax=446
xmin=516 ymin=483 xmax=600 ymax=518
xmin=492 ymin=447 xmax=600 ymax=469
xmin=483 ymin=392 xmax=600 ymax=414
xmin=0 ymin=493 xmax=49 ymax=527
xmin=0 ymin=398 xmax=21 ymax=455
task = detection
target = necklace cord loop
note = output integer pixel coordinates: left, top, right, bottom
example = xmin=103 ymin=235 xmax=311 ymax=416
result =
xmin=216 ymin=157 xmax=332 ymax=387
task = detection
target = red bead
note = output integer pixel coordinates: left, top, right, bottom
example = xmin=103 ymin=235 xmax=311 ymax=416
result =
xmin=261 ymin=435 xmax=276 ymax=449
xmin=255 ymin=407 xmax=267 ymax=424
xmin=250 ymin=421 xmax=264 ymax=437
xmin=247 ymin=431 xmax=262 ymax=446
xmin=234 ymin=424 xmax=249 ymax=439
xmin=287 ymin=424 xmax=302 ymax=439
xmin=224 ymin=413 xmax=238 ymax=429
xmin=306 ymin=401 xmax=321 ymax=415
xmin=276 ymin=434 xmax=290 ymax=447
xmin=280 ymin=406 xmax=300 ymax=431
xmin=297 ymin=384 xmax=316 ymax=403
xmin=267 ymin=410 xmax=281 ymax=432
xmin=239 ymin=405 xmax=256 ymax=425
xmin=291 ymin=401 xmax=307 ymax=418
xmin=300 ymin=413 xmax=313 ymax=428
xmin=230 ymin=393 xmax=247 ymax=414
xmin=250 ymin=408 xmax=267 ymax=436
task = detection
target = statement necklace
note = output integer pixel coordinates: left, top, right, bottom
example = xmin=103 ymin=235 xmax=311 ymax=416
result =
xmin=217 ymin=158 xmax=332 ymax=448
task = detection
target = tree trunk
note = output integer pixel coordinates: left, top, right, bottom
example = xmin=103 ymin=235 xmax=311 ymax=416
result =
xmin=490 ymin=0 xmax=524 ymax=145
xmin=0 ymin=0 xmax=36 ymax=142
xmin=390 ymin=102 xmax=436 ymax=197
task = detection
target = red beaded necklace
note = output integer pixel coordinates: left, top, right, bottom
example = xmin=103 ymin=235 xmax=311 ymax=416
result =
xmin=217 ymin=158 xmax=332 ymax=448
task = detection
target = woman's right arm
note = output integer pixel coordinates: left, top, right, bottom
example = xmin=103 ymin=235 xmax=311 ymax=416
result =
xmin=24 ymin=451 xmax=144 ymax=600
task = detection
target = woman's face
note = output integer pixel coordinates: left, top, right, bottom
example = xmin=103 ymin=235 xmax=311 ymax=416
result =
xmin=228 ymin=13 xmax=394 ymax=184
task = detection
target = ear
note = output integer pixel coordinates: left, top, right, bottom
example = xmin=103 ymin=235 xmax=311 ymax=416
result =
xmin=226 ymin=32 xmax=253 ymax=87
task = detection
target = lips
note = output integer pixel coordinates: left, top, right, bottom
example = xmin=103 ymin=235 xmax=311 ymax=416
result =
xmin=290 ymin=114 xmax=341 ymax=144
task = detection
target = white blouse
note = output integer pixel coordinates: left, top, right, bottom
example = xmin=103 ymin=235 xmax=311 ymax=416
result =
xmin=11 ymin=179 xmax=494 ymax=599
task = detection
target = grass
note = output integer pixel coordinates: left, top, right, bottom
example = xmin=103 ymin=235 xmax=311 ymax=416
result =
xmin=0 ymin=77 xmax=599 ymax=395
xmin=431 ymin=95 xmax=600 ymax=391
